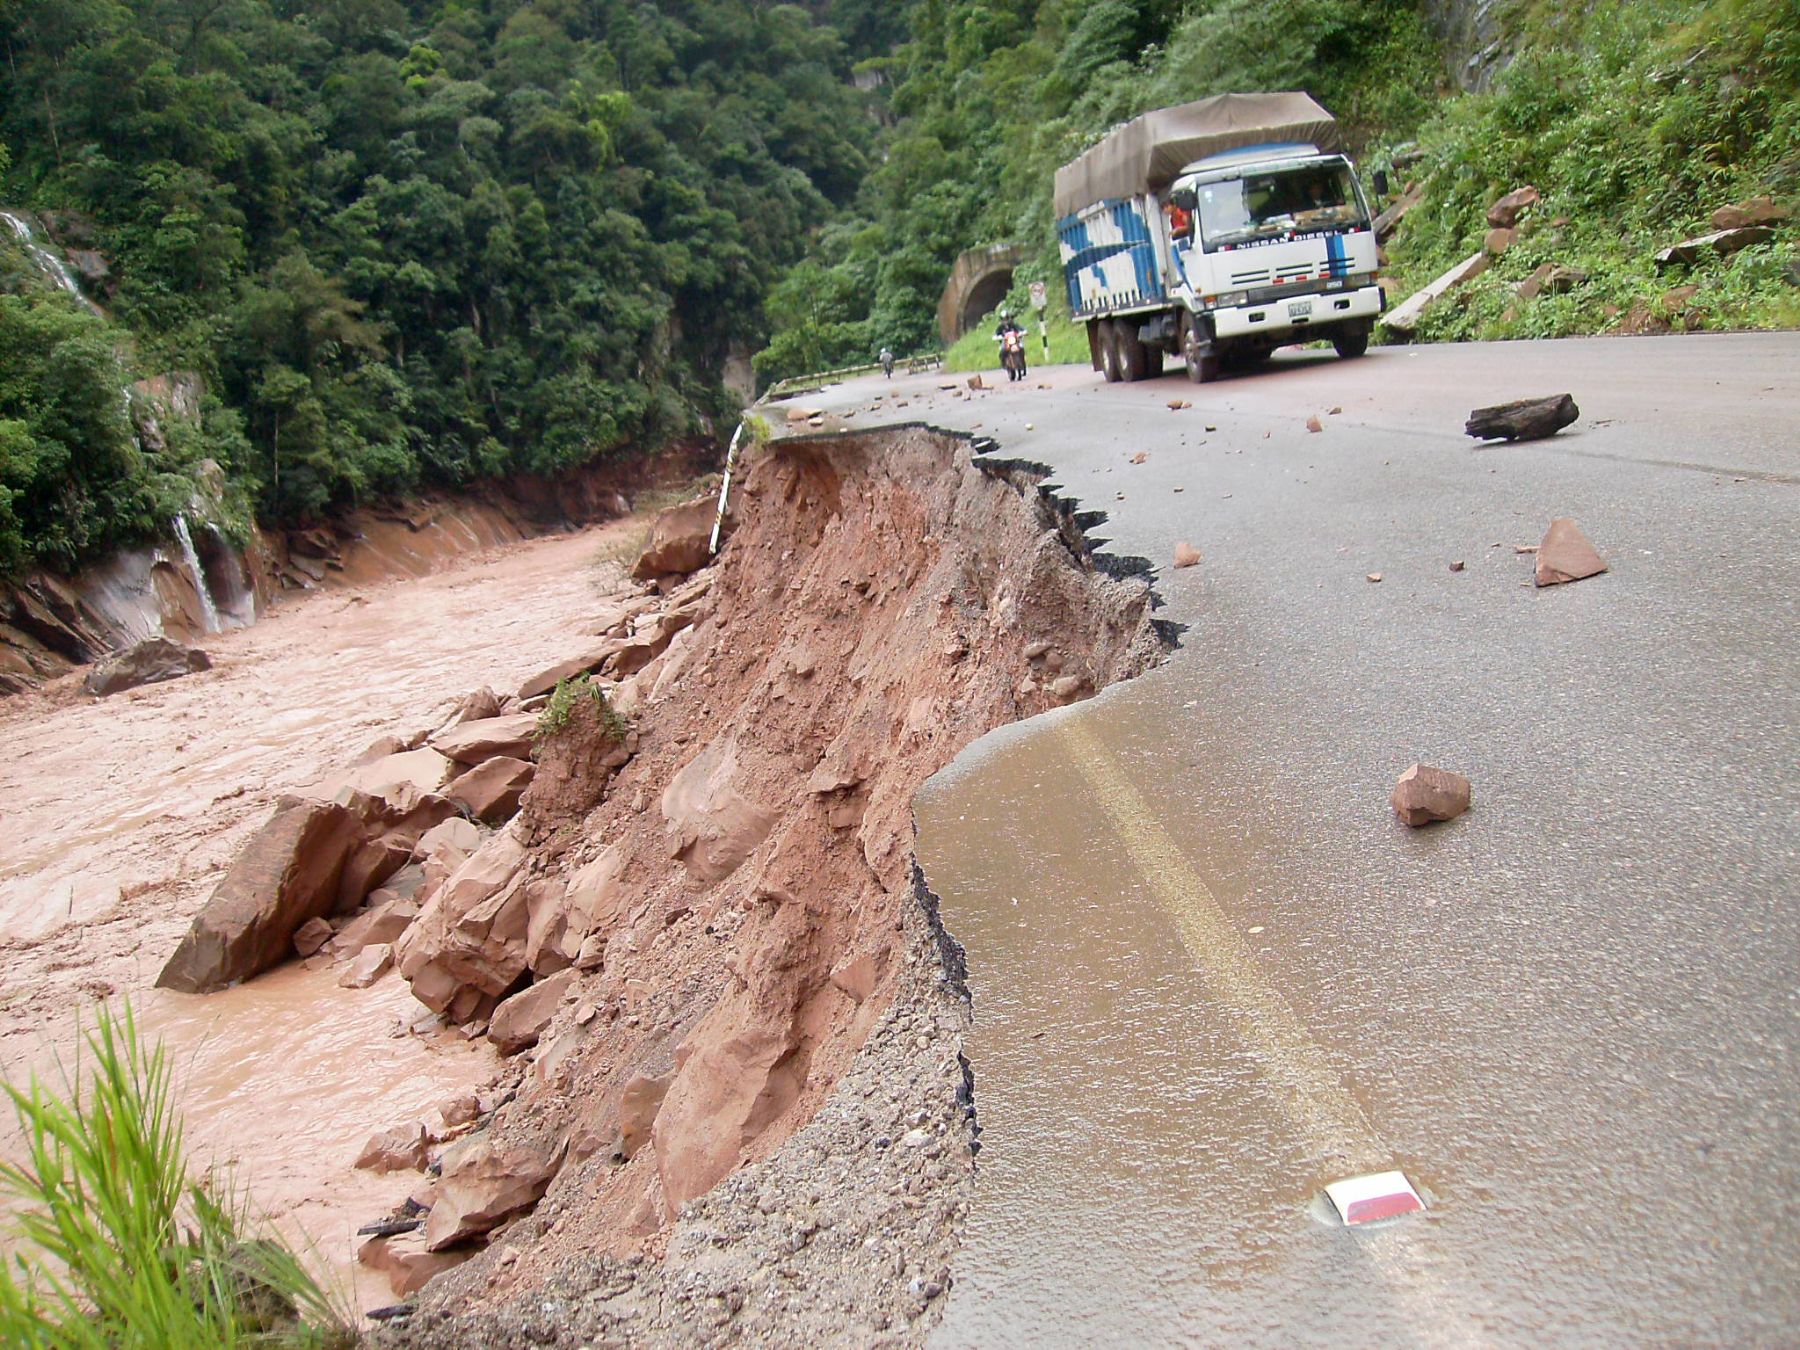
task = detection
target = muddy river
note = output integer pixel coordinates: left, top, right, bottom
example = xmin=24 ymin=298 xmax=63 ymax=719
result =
xmin=0 ymin=520 xmax=639 ymax=1309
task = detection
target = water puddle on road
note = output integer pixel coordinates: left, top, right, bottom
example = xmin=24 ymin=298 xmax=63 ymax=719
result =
xmin=915 ymin=694 xmax=1457 ymax=1347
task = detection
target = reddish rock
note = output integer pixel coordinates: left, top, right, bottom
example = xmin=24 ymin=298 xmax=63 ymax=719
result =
xmin=1486 ymin=185 xmax=1540 ymax=229
xmin=334 ymin=747 xmax=454 ymax=801
xmin=338 ymin=942 xmax=394 ymax=989
xmin=84 ymin=637 xmax=210 ymax=697
xmin=488 ymin=967 xmax=578 ymax=1055
xmin=424 ymin=1138 xmax=560 ymax=1250
xmin=329 ymin=895 xmax=419 ymax=957
xmin=829 ymin=952 xmax=879 ymax=1004
xmin=355 ymin=1121 xmax=430 ymax=1174
xmin=394 ymin=828 xmax=532 ymax=1017
xmin=517 ymin=648 xmax=621 ymax=702
xmin=631 ymin=496 xmax=719 ymax=581
xmin=429 ymin=712 xmax=539 ymax=766
xmin=1390 ymin=763 xmax=1472 ymax=827
xmin=292 ymin=917 xmax=333 ymax=957
xmin=618 ymin=1073 xmax=673 ymax=1160
xmin=446 ymin=756 xmax=534 ymax=823
xmin=1171 ymin=542 xmax=1201 ymax=569
xmin=156 ymin=799 xmax=364 ymax=993
xmin=1305 ymin=415 xmax=1323 ymax=433
xmin=661 ymin=741 xmax=777 ymax=885
xmin=1484 ymin=227 xmax=1515 ymax=255
xmin=1710 ymin=196 xmax=1789 ymax=231
xmin=1535 ymin=518 xmax=1609 ymax=587
xmin=358 ymin=1229 xmax=472 ymax=1298
xmin=450 ymin=686 xmax=502 ymax=725
xmin=1515 ymin=263 xmax=1586 ymax=300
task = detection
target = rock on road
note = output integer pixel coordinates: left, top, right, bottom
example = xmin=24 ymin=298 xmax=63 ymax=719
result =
xmin=801 ymin=333 xmax=1799 ymax=1346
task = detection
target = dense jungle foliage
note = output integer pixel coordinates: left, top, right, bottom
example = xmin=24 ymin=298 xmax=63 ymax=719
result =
xmin=0 ymin=0 xmax=881 ymax=573
xmin=757 ymin=0 xmax=1800 ymax=381
xmin=1 ymin=0 xmax=1795 ymax=577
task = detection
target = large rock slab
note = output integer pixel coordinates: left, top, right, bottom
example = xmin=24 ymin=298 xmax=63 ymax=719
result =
xmin=84 ymin=637 xmax=210 ymax=696
xmin=1380 ymin=251 xmax=1489 ymax=336
xmin=631 ymin=496 xmax=718 ymax=581
xmin=394 ymin=827 xmax=532 ymax=1018
xmin=424 ymin=1138 xmax=560 ymax=1250
xmin=1535 ymin=518 xmax=1609 ymax=586
xmin=429 ymin=712 xmax=539 ymax=766
xmin=527 ymin=846 xmax=633 ymax=972
xmin=517 ymin=647 xmax=621 ymax=702
xmin=1655 ymin=226 xmax=1776 ymax=268
xmin=488 ymin=967 xmax=578 ymax=1055
xmin=358 ymin=1229 xmax=471 ymax=1298
xmin=156 ymin=799 xmax=364 ymax=993
xmin=661 ymin=741 xmax=777 ymax=885
xmin=445 ymin=756 xmax=534 ymax=823
xmin=1486 ymin=185 xmax=1539 ymax=228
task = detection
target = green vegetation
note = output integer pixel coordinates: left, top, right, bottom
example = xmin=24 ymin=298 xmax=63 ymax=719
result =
xmin=943 ymin=313 xmax=1092 ymax=373
xmin=1378 ymin=0 xmax=1800 ymax=341
xmin=0 ymin=1003 xmax=349 ymax=1348
xmin=757 ymin=0 xmax=1798 ymax=380
xmin=0 ymin=0 xmax=879 ymax=576
xmin=536 ymin=673 xmax=627 ymax=743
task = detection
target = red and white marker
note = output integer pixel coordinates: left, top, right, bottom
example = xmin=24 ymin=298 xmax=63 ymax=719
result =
xmin=1325 ymin=1170 xmax=1426 ymax=1226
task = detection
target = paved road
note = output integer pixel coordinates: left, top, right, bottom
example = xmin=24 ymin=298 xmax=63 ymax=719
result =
xmin=804 ymin=334 xmax=1799 ymax=1346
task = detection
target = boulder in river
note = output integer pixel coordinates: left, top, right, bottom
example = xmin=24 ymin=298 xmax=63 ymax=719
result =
xmin=155 ymin=798 xmax=364 ymax=993
xmin=358 ymin=1229 xmax=472 ymax=1298
xmin=84 ymin=637 xmax=210 ymax=696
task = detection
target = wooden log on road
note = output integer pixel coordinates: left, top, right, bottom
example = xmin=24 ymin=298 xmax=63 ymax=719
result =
xmin=1464 ymin=394 xmax=1579 ymax=443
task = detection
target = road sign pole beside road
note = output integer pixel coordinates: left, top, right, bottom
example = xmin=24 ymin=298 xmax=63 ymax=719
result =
xmin=1031 ymin=281 xmax=1049 ymax=363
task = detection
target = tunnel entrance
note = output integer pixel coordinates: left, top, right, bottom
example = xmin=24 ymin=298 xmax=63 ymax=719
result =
xmin=936 ymin=244 xmax=1025 ymax=344
xmin=959 ymin=268 xmax=1015 ymax=335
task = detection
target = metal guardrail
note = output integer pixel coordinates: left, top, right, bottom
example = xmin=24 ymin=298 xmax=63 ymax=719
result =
xmin=761 ymin=353 xmax=943 ymax=403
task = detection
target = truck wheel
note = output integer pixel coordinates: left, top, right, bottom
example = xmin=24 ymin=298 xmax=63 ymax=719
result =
xmin=1181 ymin=314 xmax=1219 ymax=384
xmin=1116 ymin=322 xmax=1148 ymax=383
xmin=1098 ymin=320 xmax=1123 ymax=383
xmin=1333 ymin=327 xmax=1370 ymax=359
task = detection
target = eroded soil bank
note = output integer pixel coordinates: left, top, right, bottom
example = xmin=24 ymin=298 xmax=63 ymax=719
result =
xmin=385 ymin=425 xmax=1165 ymax=1345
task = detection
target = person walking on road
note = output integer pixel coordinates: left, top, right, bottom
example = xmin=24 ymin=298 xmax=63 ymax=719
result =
xmin=879 ymin=346 xmax=895 ymax=378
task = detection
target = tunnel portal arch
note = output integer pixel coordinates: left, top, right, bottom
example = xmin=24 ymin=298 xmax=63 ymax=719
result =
xmin=936 ymin=244 xmax=1025 ymax=344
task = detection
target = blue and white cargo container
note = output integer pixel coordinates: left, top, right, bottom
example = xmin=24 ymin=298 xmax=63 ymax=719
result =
xmin=1054 ymin=92 xmax=1384 ymax=382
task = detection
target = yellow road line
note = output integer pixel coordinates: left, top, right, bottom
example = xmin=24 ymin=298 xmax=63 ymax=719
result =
xmin=1054 ymin=714 xmax=1481 ymax=1344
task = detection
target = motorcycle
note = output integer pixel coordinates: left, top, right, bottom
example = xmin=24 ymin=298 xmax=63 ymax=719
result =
xmin=998 ymin=327 xmax=1028 ymax=382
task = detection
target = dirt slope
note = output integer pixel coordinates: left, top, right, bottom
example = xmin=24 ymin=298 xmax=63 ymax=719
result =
xmin=387 ymin=425 xmax=1166 ymax=1344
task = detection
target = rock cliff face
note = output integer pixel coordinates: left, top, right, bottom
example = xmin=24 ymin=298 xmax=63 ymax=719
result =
xmin=1422 ymin=0 xmax=1526 ymax=91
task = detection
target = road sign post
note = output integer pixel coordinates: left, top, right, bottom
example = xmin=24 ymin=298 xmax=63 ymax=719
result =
xmin=1030 ymin=281 xmax=1048 ymax=363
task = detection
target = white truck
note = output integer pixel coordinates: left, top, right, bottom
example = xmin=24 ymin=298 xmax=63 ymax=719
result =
xmin=1055 ymin=91 xmax=1383 ymax=383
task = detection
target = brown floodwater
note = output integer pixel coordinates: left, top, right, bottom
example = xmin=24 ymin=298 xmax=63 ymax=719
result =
xmin=0 ymin=520 xmax=639 ymax=1309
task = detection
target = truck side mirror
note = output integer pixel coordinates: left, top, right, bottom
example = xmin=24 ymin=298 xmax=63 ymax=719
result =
xmin=1372 ymin=169 xmax=1390 ymax=199
xmin=1169 ymin=186 xmax=1197 ymax=212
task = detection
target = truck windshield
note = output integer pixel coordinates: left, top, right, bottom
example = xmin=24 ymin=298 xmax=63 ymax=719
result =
xmin=1193 ymin=164 xmax=1367 ymax=247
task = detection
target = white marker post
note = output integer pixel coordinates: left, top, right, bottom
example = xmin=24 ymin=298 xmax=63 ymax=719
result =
xmin=710 ymin=421 xmax=746 ymax=557
xmin=1030 ymin=280 xmax=1049 ymax=364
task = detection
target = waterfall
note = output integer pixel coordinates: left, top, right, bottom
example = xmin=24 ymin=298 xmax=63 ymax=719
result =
xmin=1 ymin=211 xmax=101 ymax=315
xmin=172 ymin=515 xmax=223 ymax=634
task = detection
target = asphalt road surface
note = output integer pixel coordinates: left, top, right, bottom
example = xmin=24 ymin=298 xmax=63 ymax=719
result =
xmin=802 ymin=333 xmax=1799 ymax=1347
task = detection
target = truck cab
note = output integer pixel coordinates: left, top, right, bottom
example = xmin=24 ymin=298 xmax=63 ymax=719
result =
xmin=1166 ymin=147 xmax=1383 ymax=376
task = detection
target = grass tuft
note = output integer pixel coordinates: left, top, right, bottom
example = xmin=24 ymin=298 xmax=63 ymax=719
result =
xmin=0 ymin=1002 xmax=353 ymax=1349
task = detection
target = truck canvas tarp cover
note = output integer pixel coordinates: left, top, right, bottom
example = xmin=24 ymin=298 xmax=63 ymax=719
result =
xmin=1052 ymin=91 xmax=1340 ymax=217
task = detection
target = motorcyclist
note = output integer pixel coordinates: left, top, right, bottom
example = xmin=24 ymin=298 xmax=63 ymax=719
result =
xmin=994 ymin=311 xmax=1027 ymax=381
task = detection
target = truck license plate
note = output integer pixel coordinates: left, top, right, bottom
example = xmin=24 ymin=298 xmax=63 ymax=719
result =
xmin=1287 ymin=299 xmax=1314 ymax=319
